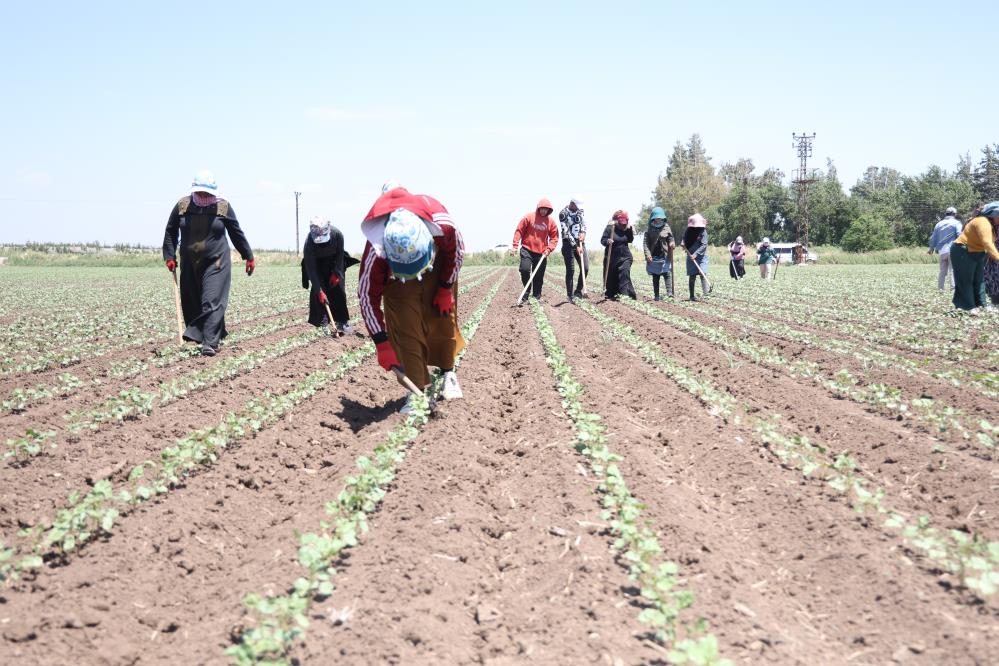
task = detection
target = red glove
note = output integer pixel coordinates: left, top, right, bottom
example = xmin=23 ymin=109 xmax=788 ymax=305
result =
xmin=328 ymin=273 xmax=341 ymax=288
xmin=318 ymin=290 xmax=328 ymax=305
xmin=375 ymin=341 xmax=399 ymax=371
xmin=433 ymin=286 xmax=454 ymax=315
xmin=245 ymin=259 xmax=255 ymax=276
xmin=165 ymin=259 xmax=177 ymax=273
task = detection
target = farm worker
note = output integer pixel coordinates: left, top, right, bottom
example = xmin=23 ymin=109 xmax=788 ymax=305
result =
xmin=511 ymin=198 xmax=559 ymax=304
xmin=757 ymin=238 xmax=778 ymax=280
xmin=927 ymin=207 xmax=963 ymax=291
xmin=559 ymin=198 xmax=588 ymax=302
xmin=951 ymin=201 xmax=999 ymax=312
xmin=985 ymin=252 xmax=999 ymax=307
xmin=358 ymin=183 xmax=466 ymax=411
xmin=680 ymin=213 xmax=710 ymax=301
xmin=728 ymin=236 xmax=747 ymax=279
xmin=601 ymin=210 xmax=637 ymax=300
xmin=643 ymin=207 xmax=674 ymax=300
xmin=162 ymin=170 xmax=254 ymax=357
xmin=302 ymin=216 xmax=358 ymax=336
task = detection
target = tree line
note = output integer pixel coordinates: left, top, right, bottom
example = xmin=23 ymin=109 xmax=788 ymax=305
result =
xmin=636 ymin=135 xmax=999 ymax=252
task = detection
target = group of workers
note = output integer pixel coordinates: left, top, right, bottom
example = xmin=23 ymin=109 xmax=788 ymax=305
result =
xmin=161 ymin=171 xmax=999 ymax=412
xmin=927 ymin=203 xmax=999 ymax=312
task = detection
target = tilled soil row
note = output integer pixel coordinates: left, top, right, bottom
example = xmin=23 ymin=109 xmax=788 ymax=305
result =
xmin=296 ymin=282 xmax=660 ymax=665
xmin=582 ymin=291 xmax=999 ymax=540
xmin=0 ymin=274 xmax=503 ymax=665
xmin=0 ymin=277 xmax=497 ymax=541
xmin=629 ymin=288 xmax=998 ymax=455
xmin=544 ymin=297 xmax=998 ymax=664
xmin=705 ymin=290 xmax=998 ymax=376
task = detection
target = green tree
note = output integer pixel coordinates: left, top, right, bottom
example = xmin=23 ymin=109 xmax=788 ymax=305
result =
xmin=640 ymin=134 xmax=725 ymax=237
xmin=900 ymin=165 xmax=977 ymax=244
xmin=840 ymin=214 xmax=895 ymax=252
xmin=973 ymin=144 xmax=999 ymax=202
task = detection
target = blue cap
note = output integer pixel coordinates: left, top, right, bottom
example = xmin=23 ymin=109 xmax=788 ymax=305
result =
xmin=384 ymin=209 xmax=434 ymax=279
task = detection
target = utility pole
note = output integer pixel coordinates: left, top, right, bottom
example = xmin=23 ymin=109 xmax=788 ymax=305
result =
xmin=294 ymin=191 xmax=302 ymax=255
xmin=791 ymin=133 xmax=816 ymax=253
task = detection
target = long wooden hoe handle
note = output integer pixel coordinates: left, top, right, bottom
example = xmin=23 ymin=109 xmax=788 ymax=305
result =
xmin=322 ymin=301 xmax=341 ymax=336
xmin=171 ymin=271 xmax=184 ymax=344
xmin=684 ymin=247 xmax=712 ymax=292
xmin=516 ymin=252 xmax=548 ymax=304
xmin=391 ymin=366 xmax=424 ymax=397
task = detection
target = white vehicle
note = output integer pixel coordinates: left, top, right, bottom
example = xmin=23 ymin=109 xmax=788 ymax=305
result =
xmin=765 ymin=242 xmax=818 ymax=264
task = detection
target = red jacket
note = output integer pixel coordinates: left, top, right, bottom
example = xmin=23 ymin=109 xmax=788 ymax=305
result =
xmin=358 ymin=189 xmax=464 ymax=342
xmin=513 ymin=198 xmax=558 ymax=254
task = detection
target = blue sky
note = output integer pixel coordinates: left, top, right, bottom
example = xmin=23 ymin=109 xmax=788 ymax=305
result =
xmin=1 ymin=1 xmax=996 ymax=252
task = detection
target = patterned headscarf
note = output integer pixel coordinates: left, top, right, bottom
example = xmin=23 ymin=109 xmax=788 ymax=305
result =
xmin=612 ymin=210 xmax=630 ymax=224
xmin=309 ymin=216 xmax=332 ymax=243
xmin=191 ymin=191 xmax=218 ymax=207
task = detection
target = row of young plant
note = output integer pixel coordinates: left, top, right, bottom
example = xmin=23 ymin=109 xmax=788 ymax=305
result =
xmin=529 ymin=299 xmax=729 ymax=665
xmin=572 ymin=298 xmax=999 ymax=602
xmin=225 ymin=274 xmax=506 ymax=665
xmin=0 ymin=267 xmax=497 ymax=417
xmin=0 ymin=274 xmax=498 ymax=585
xmin=712 ymin=277 xmax=998 ymax=367
xmin=663 ymin=287 xmax=999 ymax=400
xmin=618 ymin=291 xmax=997 ymax=457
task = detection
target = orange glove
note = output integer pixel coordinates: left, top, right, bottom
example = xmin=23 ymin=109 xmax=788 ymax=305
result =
xmin=245 ymin=259 xmax=255 ymax=276
xmin=165 ymin=259 xmax=176 ymax=272
xmin=318 ymin=290 xmax=328 ymax=305
xmin=433 ymin=286 xmax=454 ymax=315
xmin=375 ymin=341 xmax=399 ymax=371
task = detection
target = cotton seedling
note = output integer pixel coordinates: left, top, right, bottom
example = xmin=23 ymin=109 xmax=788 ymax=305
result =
xmin=3 ymin=428 xmax=55 ymax=464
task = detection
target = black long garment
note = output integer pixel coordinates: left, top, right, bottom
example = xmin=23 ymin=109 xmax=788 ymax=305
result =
xmin=302 ymin=228 xmax=355 ymax=326
xmin=162 ymin=197 xmax=253 ymax=346
xmin=600 ymin=224 xmax=636 ymax=299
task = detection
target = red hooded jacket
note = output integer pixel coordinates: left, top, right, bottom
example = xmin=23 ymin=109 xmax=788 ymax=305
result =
xmin=512 ymin=198 xmax=559 ymax=254
xmin=357 ymin=188 xmax=464 ymax=342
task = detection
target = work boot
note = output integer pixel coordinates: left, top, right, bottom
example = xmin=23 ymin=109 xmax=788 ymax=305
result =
xmin=201 ymin=344 xmax=216 ymax=357
xmin=440 ymin=371 xmax=463 ymax=400
xmin=688 ymin=277 xmax=697 ymax=302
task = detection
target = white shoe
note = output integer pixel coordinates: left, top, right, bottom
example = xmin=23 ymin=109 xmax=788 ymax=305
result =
xmin=337 ymin=322 xmax=354 ymax=335
xmin=440 ymin=371 xmax=463 ymax=400
xmin=399 ymin=393 xmax=419 ymax=414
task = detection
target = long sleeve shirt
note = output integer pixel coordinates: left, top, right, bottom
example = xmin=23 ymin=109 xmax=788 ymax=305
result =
xmin=955 ymin=216 xmax=999 ymax=261
xmin=728 ymin=242 xmax=746 ymax=260
xmin=358 ymin=221 xmax=462 ymax=343
xmin=757 ymin=246 xmax=778 ymax=265
xmin=928 ymin=217 xmax=964 ymax=255
xmin=513 ymin=200 xmax=559 ymax=254
xmin=680 ymin=227 xmax=707 ymax=257
xmin=163 ymin=197 xmax=253 ymax=263
xmin=643 ymin=227 xmax=674 ymax=261
xmin=558 ymin=207 xmax=586 ymax=247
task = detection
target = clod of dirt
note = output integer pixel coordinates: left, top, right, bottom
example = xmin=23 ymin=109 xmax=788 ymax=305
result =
xmin=2 ymin=621 xmax=37 ymax=642
xmin=475 ymin=605 xmax=502 ymax=624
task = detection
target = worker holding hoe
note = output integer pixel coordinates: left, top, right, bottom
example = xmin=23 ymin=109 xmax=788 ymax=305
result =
xmin=162 ymin=170 xmax=254 ymax=357
xmin=680 ymin=213 xmax=710 ymax=301
xmin=358 ymin=183 xmax=465 ymax=413
xmin=302 ymin=216 xmax=357 ymax=336
xmin=559 ymin=198 xmax=588 ymax=303
xmin=643 ymin=206 xmax=674 ymax=300
xmin=601 ymin=210 xmax=637 ymax=300
xmin=757 ymin=237 xmax=779 ymax=280
xmin=511 ymin=198 xmax=559 ymax=305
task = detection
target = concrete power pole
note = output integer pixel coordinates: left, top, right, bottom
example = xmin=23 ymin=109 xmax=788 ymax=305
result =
xmin=791 ymin=133 xmax=816 ymax=253
xmin=294 ymin=191 xmax=302 ymax=255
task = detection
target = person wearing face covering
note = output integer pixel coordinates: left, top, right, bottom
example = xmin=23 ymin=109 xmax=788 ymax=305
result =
xmin=512 ymin=198 xmax=559 ymax=304
xmin=728 ymin=236 xmax=747 ymax=279
xmin=601 ymin=210 xmax=637 ymax=300
xmin=680 ymin=213 xmax=710 ymax=301
xmin=358 ymin=183 xmax=466 ymax=412
xmin=162 ymin=170 xmax=254 ymax=357
xmin=302 ymin=216 xmax=357 ymax=336
xmin=559 ymin=198 xmax=588 ymax=302
xmin=643 ymin=207 xmax=674 ymax=300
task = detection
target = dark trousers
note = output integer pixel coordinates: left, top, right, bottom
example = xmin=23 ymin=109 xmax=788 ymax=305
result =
xmin=519 ymin=248 xmax=546 ymax=298
xmin=308 ymin=283 xmax=349 ymax=327
xmin=562 ymin=244 xmax=588 ymax=297
xmin=604 ymin=253 xmax=636 ymax=300
xmin=951 ymin=243 xmax=987 ymax=310
xmin=729 ymin=259 xmax=745 ymax=279
xmin=178 ymin=252 xmax=231 ymax=347
xmin=652 ymin=272 xmax=673 ymax=298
